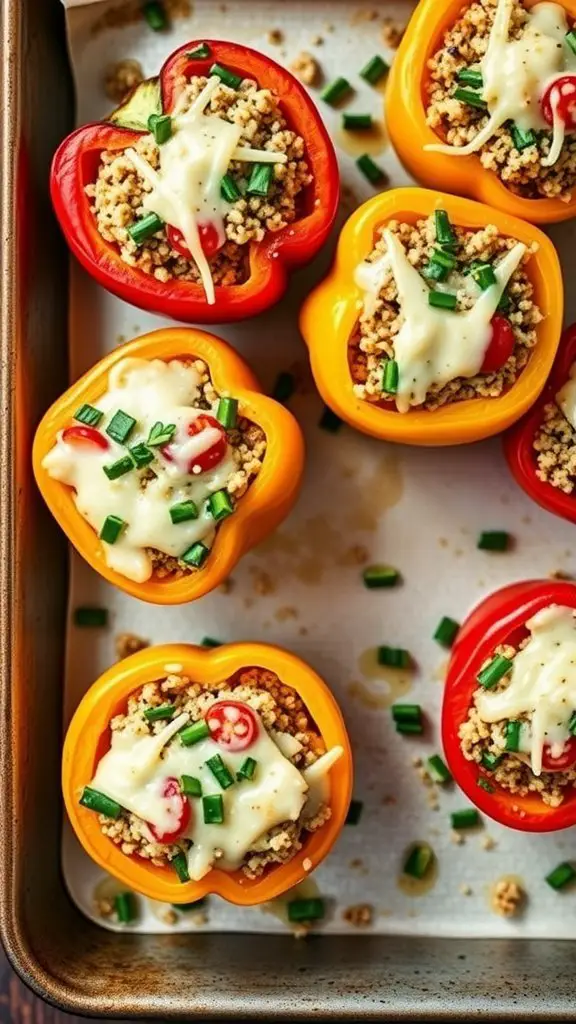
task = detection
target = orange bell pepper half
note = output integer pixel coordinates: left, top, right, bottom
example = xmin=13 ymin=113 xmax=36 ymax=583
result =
xmin=62 ymin=642 xmax=353 ymax=905
xmin=386 ymin=0 xmax=576 ymax=225
xmin=300 ymin=187 xmax=563 ymax=446
xmin=32 ymin=327 xmax=304 ymax=604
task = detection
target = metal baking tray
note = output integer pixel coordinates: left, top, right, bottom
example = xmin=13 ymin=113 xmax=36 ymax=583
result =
xmin=2 ymin=0 xmax=576 ymax=1017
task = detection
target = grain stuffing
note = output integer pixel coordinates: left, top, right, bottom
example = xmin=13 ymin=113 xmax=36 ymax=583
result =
xmin=533 ymin=399 xmax=576 ymax=494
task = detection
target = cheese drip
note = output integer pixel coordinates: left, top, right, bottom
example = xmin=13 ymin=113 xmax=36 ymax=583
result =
xmin=476 ymin=605 xmax=576 ymax=776
xmin=556 ymin=359 xmax=576 ymax=428
xmin=90 ymin=703 xmax=343 ymax=880
xmin=42 ymin=358 xmax=236 ymax=583
xmin=426 ymin=1 xmax=576 ymax=168
xmin=126 ymin=76 xmax=288 ymax=304
xmin=354 ymin=228 xmax=526 ymax=412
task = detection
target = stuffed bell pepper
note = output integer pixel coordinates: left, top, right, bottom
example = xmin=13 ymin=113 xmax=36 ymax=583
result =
xmin=63 ymin=642 xmax=352 ymax=905
xmin=386 ymin=0 xmax=576 ymax=224
xmin=300 ymin=187 xmax=562 ymax=446
xmin=50 ymin=40 xmax=339 ymax=323
xmin=32 ymin=328 xmax=304 ymax=604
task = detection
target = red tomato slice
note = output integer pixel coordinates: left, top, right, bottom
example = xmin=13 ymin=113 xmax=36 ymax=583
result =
xmin=167 ymin=222 xmax=223 ymax=260
xmin=61 ymin=425 xmax=109 ymax=451
xmin=481 ymin=315 xmax=515 ymax=374
xmin=148 ymin=777 xmax=191 ymax=843
xmin=541 ymin=736 xmax=576 ymax=772
xmin=205 ymin=700 xmax=259 ymax=752
xmin=162 ymin=413 xmax=227 ymax=474
xmin=541 ymin=75 xmax=576 ymax=130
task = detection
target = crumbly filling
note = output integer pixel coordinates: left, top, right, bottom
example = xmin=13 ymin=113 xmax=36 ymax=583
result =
xmin=425 ymin=0 xmax=576 ymax=201
xmin=533 ymin=401 xmax=576 ymax=494
xmin=98 ymin=667 xmax=331 ymax=879
xmin=349 ymin=216 xmax=541 ymax=410
xmin=86 ymin=76 xmax=311 ymax=285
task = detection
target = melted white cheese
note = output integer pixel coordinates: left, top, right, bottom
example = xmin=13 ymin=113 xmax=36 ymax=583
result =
xmin=556 ymin=360 xmax=576 ymax=428
xmin=476 ymin=605 xmax=576 ymax=775
xmin=354 ymin=228 xmax=526 ymax=412
xmin=91 ymin=704 xmax=343 ymax=880
xmin=426 ymin=1 xmax=576 ymax=168
xmin=42 ymin=358 xmax=235 ymax=583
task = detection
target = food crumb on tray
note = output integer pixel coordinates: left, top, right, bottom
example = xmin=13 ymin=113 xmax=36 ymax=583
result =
xmin=381 ymin=16 xmax=406 ymax=49
xmin=115 ymin=632 xmax=149 ymax=660
xmin=103 ymin=59 xmax=144 ymax=103
xmin=343 ymin=902 xmax=374 ymax=927
xmin=290 ymin=51 xmax=321 ymax=86
xmin=491 ymin=877 xmax=526 ymax=917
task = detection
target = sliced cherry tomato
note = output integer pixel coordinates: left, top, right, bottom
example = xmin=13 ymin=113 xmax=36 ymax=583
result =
xmin=541 ymin=75 xmax=576 ymax=130
xmin=61 ymin=425 xmax=109 ymax=451
xmin=162 ymin=413 xmax=227 ymax=474
xmin=167 ymin=222 xmax=223 ymax=260
xmin=148 ymin=777 xmax=191 ymax=843
xmin=205 ymin=700 xmax=258 ymax=752
xmin=481 ymin=315 xmax=515 ymax=374
xmin=541 ymin=736 xmax=576 ymax=772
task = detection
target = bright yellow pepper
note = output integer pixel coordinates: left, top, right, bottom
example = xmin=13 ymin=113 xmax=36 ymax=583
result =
xmin=62 ymin=642 xmax=353 ymax=905
xmin=299 ymin=187 xmax=563 ymax=446
xmin=386 ymin=0 xmax=576 ymax=225
xmin=32 ymin=328 xmax=304 ymax=602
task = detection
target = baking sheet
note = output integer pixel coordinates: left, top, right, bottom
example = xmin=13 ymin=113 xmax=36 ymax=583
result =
xmin=61 ymin=0 xmax=576 ymax=938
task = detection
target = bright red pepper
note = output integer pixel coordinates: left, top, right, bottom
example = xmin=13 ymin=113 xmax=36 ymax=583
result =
xmin=148 ymin=777 xmax=192 ymax=843
xmin=50 ymin=40 xmax=339 ymax=325
xmin=442 ymin=579 xmax=576 ymax=832
xmin=504 ymin=324 xmax=576 ymax=525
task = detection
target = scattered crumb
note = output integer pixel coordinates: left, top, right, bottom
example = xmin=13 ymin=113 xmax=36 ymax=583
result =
xmin=491 ymin=878 xmax=525 ymax=917
xmin=159 ymin=908 xmax=178 ymax=926
xmin=481 ymin=835 xmax=496 ymax=851
xmin=91 ymin=0 xmax=190 ymax=36
xmin=412 ymin=756 xmax=422 ymax=768
xmin=339 ymin=543 xmax=369 ymax=566
xmin=450 ymin=830 xmax=465 ymax=846
xmin=190 ymin=908 xmax=209 ymax=927
xmin=381 ymin=795 xmax=396 ymax=806
xmin=427 ymin=791 xmax=439 ymax=810
xmin=351 ymin=8 xmax=379 ymax=24
xmin=299 ymin=626 xmax=308 ymax=636
xmin=219 ymin=578 xmax=234 ymax=594
xmin=290 ymin=51 xmax=321 ymax=86
xmin=275 ymin=605 xmax=298 ymax=622
xmin=115 ymin=632 xmax=149 ymax=660
xmin=250 ymin=568 xmax=275 ymax=596
xmin=324 ymin=22 xmax=334 ymax=32
xmin=293 ymin=923 xmax=311 ymax=939
xmin=343 ymin=903 xmax=373 ymax=927
xmin=103 ymin=58 xmax=144 ymax=104
xmin=302 ymin=857 xmax=312 ymax=871
xmin=267 ymin=28 xmax=283 ymax=45
xmin=438 ymin=538 xmax=448 ymax=548
xmin=549 ymin=569 xmax=574 ymax=580
xmin=349 ymin=857 xmax=365 ymax=870
xmin=311 ymin=34 xmax=323 ymax=45
xmin=381 ymin=16 xmax=406 ymax=49
xmin=340 ymin=184 xmax=359 ymax=215
xmin=459 ymin=883 xmax=473 ymax=896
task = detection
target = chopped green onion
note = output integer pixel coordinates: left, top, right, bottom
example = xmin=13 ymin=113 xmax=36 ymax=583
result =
xmin=206 ymin=753 xmax=235 ymax=790
xmin=106 ymin=409 xmax=137 ymax=445
xmin=79 ymin=786 xmax=122 ymax=818
xmin=569 ymin=711 xmax=576 ymax=736
xmin=403 ymin=843 xmax=433 ymax=879
xmin=472 ymin=263 xmax=497 ymax=290
xmin=428 ymin=290 xmax=457 ymax=311
xmin=504 ymin=720 xmax=521 ymax=752
xmin=237 ymin=756 xmax=257 ymax=781
xmin=423 ymin=261 xmax=448 ymax=283
xmin=220 ymin=173 xmax=241 ymax=202
xmin=169 ymin=500 xmax=198 ymax=524
xmin=114 ymin=892 xmax=137 ymax=924
xmin=566 ymin=29 xmax=576 ymax=54
xmin=343 ymin=113 xmax=373 ymax=131
xmin=497 ymin=287 xmax=511 ymax=313
xmin=128 ymin=212 xmax=164 ymax=244
xmin=427 ymin=754 xmax=452 ymax=784
xmin=382 ymin=359 xmax=399 ymax=394
xmin=203 ymin=794 xmax=224 ymax=824
xmin=147 ymin=113 xmax=172 ymax=145
xmin=432 ymin=247 xmax=458 ymax=270
xmin=396 ymin=721 xmax=424 ymax=734
xmin=147 ymin=421 xmax=176 ymax=447
xmin=321 ymin=77 xmax=352 ymax=106
xmin=546 ymin=861 xmax=576 ymax=890
xmin=287 ymin=897 xmax=325 ymax=922
xmin=99 ymin=515 xmax=127 ymax=544
xmin=451 ymin=808 xmax=480 ymax=829
xmin=509 ymin=123 xmax=536 ymax=151
xmin=73 ymin=606 xmax=108 ymax=628
xmin=216 ymin=397 xmax=238 ymax=429
xmin=477 ymin=530 xmax=510 ymax=552
xmin=362 ymin=564 xmax=400 ymax=589
xmin=457 ymin=67 xmax=483 ymax=89
xmin=356 ymin=153 xmax=385 ymax=185
xmin=209 ymin=63 xmax=242 ymax=89
xmin=272 ymin=371 xmax=295 ymax=403
xmin=201 ymin=636 xmax=222 ymax=648
xmin=129 ymin=443 xmax=154 ymax=469
xmin=187 ymin=43 xmax=211 ymax=59
xmin=180 ymin=775 xmax=202 ymax=798
xmin=360 ymin=55 xmax=389 ymax=85
xmin=179 ymin=720 xmax=210 ymax=746
xmin=208 ymin=489 xmax=234 ymax=522
xmin=477 ymin=654 xmax=513 ymax=689
xmin=74 ymin=403 xmax=103 ymax=427
xmin=433 ymin=616 xmax=460 ymax=648
xmin=103 ymin=455 xmax=134 ymax=480
xmin=434 ymin=210 xmax=456 ymax=247
xmin=477 ymin=777 xmax=494 ymax=793
xmin=345 ymin=799 xmax=364 ymax=825
xmin=319 ymin=406 xmax=342 ymax=432
xmin=379 ymin=647 xmax=411 ymax=669
xmin=391 ymin=704 xmax=421 ymax=723
xmin=181 ymin=541 xmax=209 ymax=568
xmin=247 ymin=163 xmax=273 ymax=197
xmin=144 ymin=704 xmax=176 ymax=722
xmin=481 ymin=750 xmax=504 ymax=771
xmin=143 ymin=0 xmax=167 ymax=31
xmin=453 ymin=86 xmax=488 ymax=108
xmin=172 ymin=852 xmax=190 ymax=883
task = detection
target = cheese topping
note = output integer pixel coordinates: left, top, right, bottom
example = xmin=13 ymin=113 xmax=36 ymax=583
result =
xmin=354 ymin=228 xmax=526 ymax=412
xmin=476 ymin=605 xmax=576 ymax=775
xmin=91 ymin=704 xmax=343 ymax=880
xmin=126 ymin=76 xmax=288 ymax=305
xmin=426 ymin=1 xmax=576 ymax=168
xmin=42 ymin=358 xmax=236 ymax=583
xmin=556 ymin=360 xmax=576 ymax=428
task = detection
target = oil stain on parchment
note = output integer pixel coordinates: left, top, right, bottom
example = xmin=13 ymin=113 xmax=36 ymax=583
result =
xmin=397 ymin=845 xmax=438 ymax=897
xmin=347 ymin=647 xmax=414 ymax=709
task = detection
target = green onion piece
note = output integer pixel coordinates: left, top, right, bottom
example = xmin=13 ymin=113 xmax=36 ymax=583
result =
xmin=481 ymin=750 xmax=504 ymax=771
xmin=237 ymin=756 xmax=257 ymax=781
xmin=472 ymin=263 xmax=497 ymax=290
xmin=505 ymin=720 xmax=521 ymax=752
xmin=428 ymin=290 xmax=457 ymax=311
xmin=79 ymin=786 xmax=122 ymax=818
xmin=423 ymin=261 xmax=448 ymax=283
xmin=343 ymin=113 xmax=373 ymax=131
xmin=216 ymin=396 xmax=238 ymax=429
xmin=203 ymin=793 xmax=224 ymax=824
xmin=379 ymin=647 xmax=411 ymax=669
xmin=391 ymin=704 xmax=421 ymax=723
xmin=143 ymin=0 xmax=167 ymax=31
xmin=396 ymin=721 xmax=424 ymax=734
xmin=453 ymin=86 xmax=488 ymax=108
xmin=477 ymin=777 xmax=494 ymax=793
xmin=99 ymin=515 xmax=127 ymax=544
xmin=272 ymin=371 xmax=295 ymax=403
xmin=206 ymin=753 xmax=235 ymax=790
xmin=106 ymin=409 xmax=137 ymax=445
xmin=477 ymin=530 xmax=510 ymax=552
xmin=144 ymin=703 xmax=176 ymax=722
xmin=451 ymin=808 xmax=480 ymax=829
xmin=181 ymin=541 xmax=209 ymax=568
xmin=566 ymin=29 xmax=576 ymax=54
xmin=319 ymin=406 xmax=342 ymax=432
xmin=360 ymin=55 xmax=389 ymax=85
xmin=403 ymin=843 xmax=433 ymax=879
xmin=73 ymin=606 xmax=108 ymax=628
xmin=345 ymin=799 xmax=364 ymax=825
xmin=320 ymin=77 xmax=352 ymax=105
xmin=247 ymin=163 xmax=273 ymax=197
xmin=147 ymin=421 xmax=176 ymax=447
xmin=103 ymin=455 xmax=134 ymax=480
xmin=210 ymin=62 xmax=243 ymax=89
xmin=201 ymin=636 xmax=222 ymax=648
xmin=148 ymin=113 xmax=172 ymax=144
xmin=434 ymin=210 xmax=456 ymax=247
xmin=362 ymin=564 xmax=400 ymax=589
xmin=180 ymin=775 xmax=202 ymax=798
xmin=457 ymin=67 xmax=483 ymax=88
xmin=569 ymin=711 xmax=576 ymax=736
xmin=546 ymin=861 xmax=576 ymax=890
xmin=179 ymin=720 xmax=210 ymax=746
xmin=128 ymin=212 xmax=164 ymax=245
xmin=287 ymin=897 xmax=325 ymax=922
xmin=433 ymin=616 xmax=460 ymax=648
xmin=74 ymin=403 xmax=103 ymax=427
xmin=172 ymin=852 xmax=190 ymax=883
xmin=510 ymin=123 xmax=537 ymax=151
xmin=187 ymin=42 xmax=211 ymax=59
xmin=115 ymin=892 xmax=137 ymax=924
xmin=432 ymin=247 xmax=458 ymax=270
xmin=477 ymin=654 xmax=513 ymax=689
xmin=497 ymin=287 xmax=511 ymax=313
xmin=356 ymin=153 xmax=385 ymax=185
xmin=427 ymin=754 xmax=452 ymax=784
xmin=220 ymin=173 xmax=242 ymax=203
xmin=208 ymin=489 xmax=234 ymax=522
xmin=382 ymin=359 xmax=399 ymax=394
xmin=129 ymin=443 xmax=154 ymax=469
xmin=169 ymin=500 xmax=198 ymax=524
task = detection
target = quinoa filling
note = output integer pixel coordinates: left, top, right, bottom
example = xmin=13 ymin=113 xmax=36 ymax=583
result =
xmin=533 ymin=362 xmax=576 ymax=494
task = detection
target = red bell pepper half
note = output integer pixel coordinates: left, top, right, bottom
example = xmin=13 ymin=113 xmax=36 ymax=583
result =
xmin=50 ymin=40 xmax=339 ymax=324
xmin=504 ymin=324 xmax=576 ymax=525
xmin=442 ymin=579 xmax=576 ymax=832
